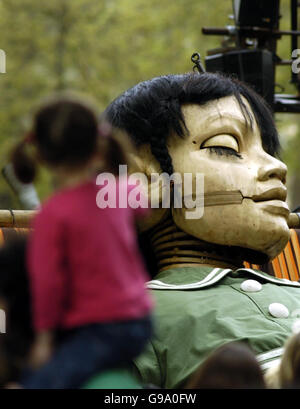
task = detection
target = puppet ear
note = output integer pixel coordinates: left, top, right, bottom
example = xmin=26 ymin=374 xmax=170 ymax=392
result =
xmin=129 ymin=144 xmax=171 ymax=232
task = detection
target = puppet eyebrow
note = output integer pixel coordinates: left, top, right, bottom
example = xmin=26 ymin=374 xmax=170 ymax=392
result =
xmin=190 ymin=114 xmax=250 ymax=144
xmin=205 ymin=114 xmax=249 ymax=131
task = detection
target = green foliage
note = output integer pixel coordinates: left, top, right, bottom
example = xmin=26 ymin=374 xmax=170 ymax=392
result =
xmin=0 ymin=0 xmax=299 ymax=208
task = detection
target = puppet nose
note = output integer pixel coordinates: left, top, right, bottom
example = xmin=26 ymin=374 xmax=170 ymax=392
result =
xmin=257 ymin=156 xmax=287 ymax=184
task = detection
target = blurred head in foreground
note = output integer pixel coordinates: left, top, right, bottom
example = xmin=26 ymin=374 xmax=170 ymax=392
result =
xmin=279 ymin=331 xmax=300 ymax=388
xmin=185 ymin=342 xmax=266 ymax=389
xmin=265 ymin=330 xmax=300 ymax=389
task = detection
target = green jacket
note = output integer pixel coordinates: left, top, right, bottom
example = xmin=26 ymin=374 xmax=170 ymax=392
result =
xmin=133 ymin=266 xmax=300 ymax=388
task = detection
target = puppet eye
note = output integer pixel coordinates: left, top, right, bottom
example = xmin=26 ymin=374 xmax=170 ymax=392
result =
xmin=201 ymin=134 xmax=239 ymax=152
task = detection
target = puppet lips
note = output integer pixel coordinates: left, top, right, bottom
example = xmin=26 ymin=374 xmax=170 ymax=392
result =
xmin=251 ymin=187 xmax=287 ymax=203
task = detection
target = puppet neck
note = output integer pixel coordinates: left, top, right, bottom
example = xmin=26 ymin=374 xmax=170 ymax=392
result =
xmin=147 ymin=214 xmax=268 ymax=272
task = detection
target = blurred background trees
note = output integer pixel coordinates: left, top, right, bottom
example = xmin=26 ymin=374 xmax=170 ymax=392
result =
xmin=0 ymin=0 xmax=299 ymax=209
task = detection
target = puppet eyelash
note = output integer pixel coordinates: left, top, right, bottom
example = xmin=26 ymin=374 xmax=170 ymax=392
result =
xmin=206 ymin=146 xmax=243 ymax=159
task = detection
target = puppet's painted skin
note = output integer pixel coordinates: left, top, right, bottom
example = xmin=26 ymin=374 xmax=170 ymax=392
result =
xmin=106 ymin=73 xmax=300 ymax=388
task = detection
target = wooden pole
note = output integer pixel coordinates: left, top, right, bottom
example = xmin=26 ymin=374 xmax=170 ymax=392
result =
xmin=0 ymin=210 xmax=36 ymax=228
xmin=0 ymin=209 xmax=300 ymax=229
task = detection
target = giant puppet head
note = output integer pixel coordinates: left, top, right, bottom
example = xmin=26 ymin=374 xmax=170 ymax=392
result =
xmin=105 ymin=72 xmax=289 ymax=266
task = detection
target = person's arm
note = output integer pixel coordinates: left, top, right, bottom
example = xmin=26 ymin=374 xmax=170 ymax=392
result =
xmin=28 ymin=330 xmax=55 ymax=369
xmin=27 ymin=206 xmax=67 ymax=332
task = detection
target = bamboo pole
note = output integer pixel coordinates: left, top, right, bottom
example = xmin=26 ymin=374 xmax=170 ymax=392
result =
xmin=0 ymin=210 xmax=299 ymax=229
xmin=0 ymin=210 xmax=36 ymax=228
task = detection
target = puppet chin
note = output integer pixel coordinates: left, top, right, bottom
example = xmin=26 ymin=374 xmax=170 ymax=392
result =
xmin=172 ymin=199 xmax=290 ymax=263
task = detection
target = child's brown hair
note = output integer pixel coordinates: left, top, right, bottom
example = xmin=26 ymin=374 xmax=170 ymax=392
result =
xmin=11 ymin=92 xmax=131 ymax=183
xmin=185 ymin=342 xmax=266 ymax=389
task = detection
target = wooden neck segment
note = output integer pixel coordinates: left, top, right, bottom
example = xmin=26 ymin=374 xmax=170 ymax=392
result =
xmin=147 ymin=216 xmax=245 ymax=272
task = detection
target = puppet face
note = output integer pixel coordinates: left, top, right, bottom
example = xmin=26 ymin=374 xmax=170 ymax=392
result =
xmin=168 ymin=95 xmax=289 ymax=259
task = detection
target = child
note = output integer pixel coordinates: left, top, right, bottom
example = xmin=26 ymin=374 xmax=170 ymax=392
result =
xmin=11 ymin=93 xmax=153 ymax=389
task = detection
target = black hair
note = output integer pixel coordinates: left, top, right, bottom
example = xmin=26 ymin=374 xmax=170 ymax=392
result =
xmin=12 ymin=94 xmax=131 ymax=183
xmin=105 ymin=72 xmax=280 ymax=174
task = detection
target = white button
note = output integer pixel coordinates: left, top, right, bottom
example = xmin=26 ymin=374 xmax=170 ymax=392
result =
xmin=292 ymin=319 xmax=300 ymax=334
xmin=240 ymin=279 xmax=262 ymax=292
xmin=268 ymin=303 xmax=289 ymax=318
